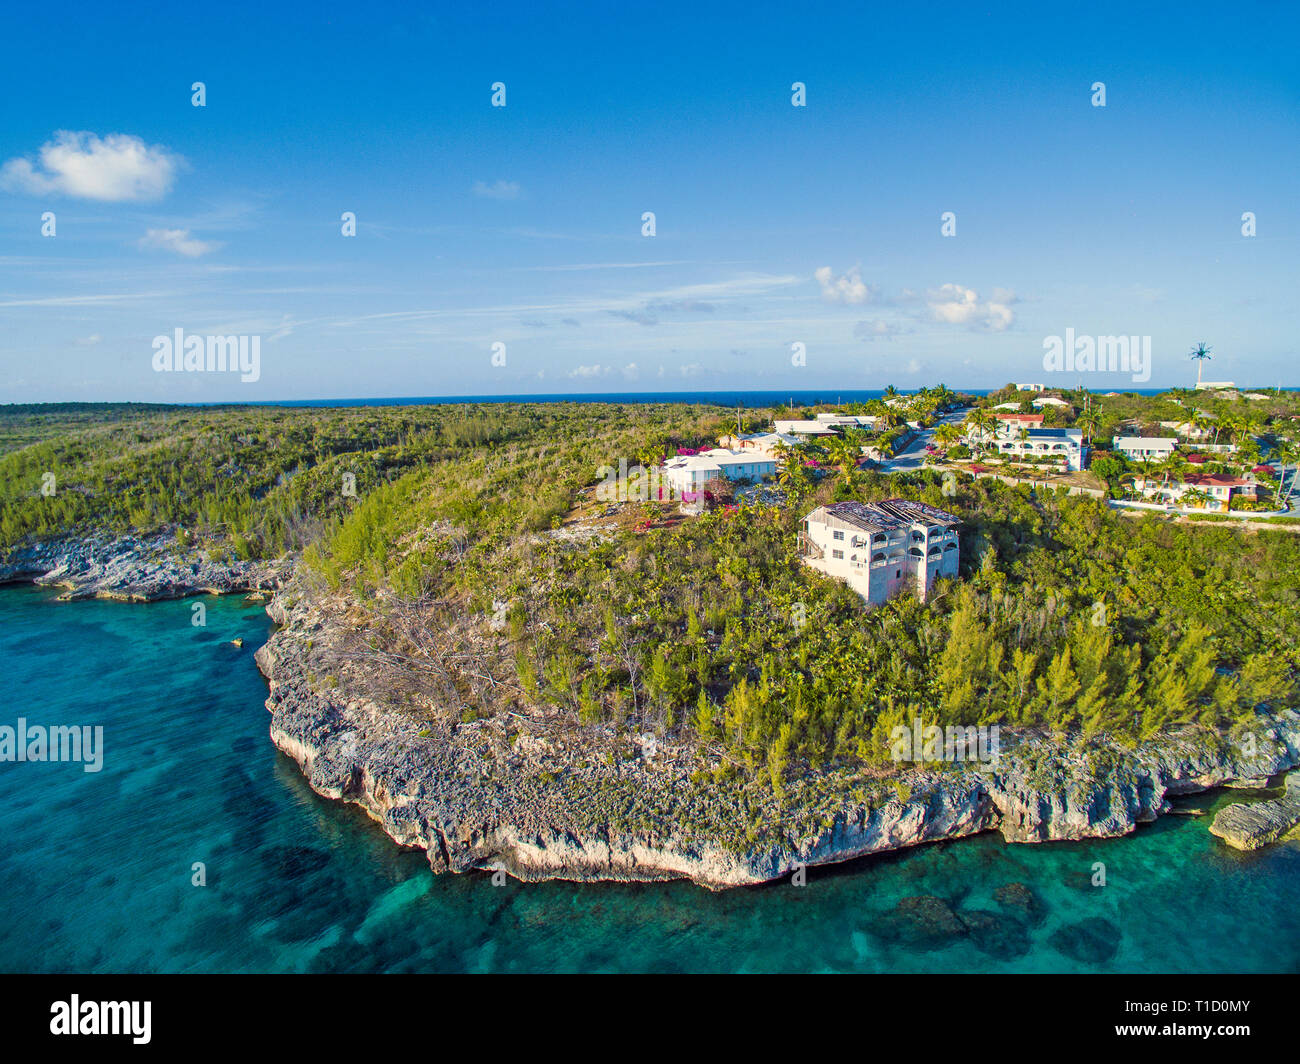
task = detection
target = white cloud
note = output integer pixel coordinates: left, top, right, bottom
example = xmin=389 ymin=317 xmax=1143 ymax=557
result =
xmin=136 ymin=228 xmax=219 ymax=257
xmin=1 ymin=131 xmax=182 ymax=202
xmin=472 ymin=179 xmax=521 ymax=200
xmin=622 ymin=362 xmax=639 ymax=378
xmin=679 ymin=362 xmax=704 ymax=377
xmin=854 ymin=318 xmax=907 ymax=342
xmin=75 ymin=334 xmax=102 ymax=346
xmin=815 ymin=265 xmax=875 ymax=305
xmin=568 ymin=364 xmax=610 ymax=378
xmin=926 ymin=283 xmax=1015 ymax=331
xmin=984 ymin=302 xmax=1015 ymax=331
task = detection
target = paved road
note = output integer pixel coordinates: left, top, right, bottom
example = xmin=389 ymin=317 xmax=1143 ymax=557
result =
xmin=875 ymin=407 xmax=970 ymax=473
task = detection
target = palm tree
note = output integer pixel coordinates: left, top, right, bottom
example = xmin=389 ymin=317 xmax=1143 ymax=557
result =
xmin=1135 ymin=457 xmax=1156 ymax=492
xmin=773 ymin=440 xmax=803 ymax=475
xmin=1189 ymin=410 xmax=1211 ymax=442
xmin=776 ymin=452 xmax=811 ymax=493
xmin=964 ymin=408 xmax=995 ymax=446
xmin=1222 ymin=413 xmax=1257 ymax=454
xmin=1076 ymin=407 xmax=1101 ymax=445
xmin=826 ymin=436 xmax=861 ymax=482
xmin=1188 ymin=341 xmax=1213 ymax=387
xmin=1157 ymin=451 xmax=1186 ymax=490
xmin=932 ymin=423 xmax=962 ymax=450
xmin=1181 ymin=487 xmax=1211 ymax=510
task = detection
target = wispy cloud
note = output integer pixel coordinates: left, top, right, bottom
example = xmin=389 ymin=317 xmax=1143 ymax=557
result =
xmin=136 ymin=228 xmax=220 ymax=258
xmin=607 ymin=308 xmax=658 ymax=326
xmin=0 ymin=292 xmax=176 ymax=308
xmin=854 ymin=318 xmax=909 ymax=341
xmin=516 ymin=260 xmax=692 ymax=272
xmin=606 ymin=298 xmax=716 ymax=327
xmin=472 ymin=179 xmax=521 ymax=200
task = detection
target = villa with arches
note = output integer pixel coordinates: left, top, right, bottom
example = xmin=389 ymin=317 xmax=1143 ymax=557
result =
xmin=798 ymin=499 xmax=960 ymax=606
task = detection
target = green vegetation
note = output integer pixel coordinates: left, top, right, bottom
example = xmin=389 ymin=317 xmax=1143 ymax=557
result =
xmin=3 ymin=396 xmax=1298 ymax=790
xmin=0 ymin=402 xmax=724 ymax=557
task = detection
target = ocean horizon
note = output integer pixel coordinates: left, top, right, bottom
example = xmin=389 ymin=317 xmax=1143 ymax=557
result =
xmin=10 ymin=386 xmax=1291 ymax=413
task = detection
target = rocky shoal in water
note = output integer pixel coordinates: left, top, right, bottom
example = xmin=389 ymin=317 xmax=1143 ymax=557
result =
xmin=1210 ymin=772 xmax=1300 ymax=850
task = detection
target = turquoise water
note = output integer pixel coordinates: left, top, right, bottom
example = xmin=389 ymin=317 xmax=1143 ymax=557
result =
xmin=2 ymin=584 xmax=1297 ymax=973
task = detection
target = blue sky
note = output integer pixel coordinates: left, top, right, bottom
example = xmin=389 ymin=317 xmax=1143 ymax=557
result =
xmin=2 ymin=0 xmax=1297 ymax=402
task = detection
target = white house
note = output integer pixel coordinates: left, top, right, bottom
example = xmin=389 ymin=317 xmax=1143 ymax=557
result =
xmin=814 ymin=412 xmax=882 ymax=429
xmin=1112 ymin=436 xmax=1178 ymax=461
xmin=773 ymin=419 xmax=838 ymax=437
xmin=1016 ymin=383 xmax=1045 ymax=392
xmin=1195 ymin=381 xmax=1236 ymax=391
xmin=661 ymin=448 xmax=777 ymax=495
xmin=1032 ymin=396 xmax=1073 ymax=409
xmin=1131 ymin=472 xmax=1259 ymax=510
xmin=992 ymin=428 xmax=1088 ymax=471
xmin=800 ymin=499 xmax=960 ymax=607
xmin=1159 ymin=420 xmax=1214 ymax=441
xmin=993 ymin=411 xmax=1046 ymax=434
xmin=717 ymin=431 xmax=799 ymax=458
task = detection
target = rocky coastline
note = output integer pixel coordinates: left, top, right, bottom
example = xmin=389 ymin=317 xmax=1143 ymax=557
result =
xmin=0 ymin=531 xmax=286 ymax=601
xmin=6 ymin=531 xmax=1298 ymax=889
xmin=255 ymin=580 xmax=1300 ymax=890
xmin=1210 ymin=771 xmax=1300 ymax=849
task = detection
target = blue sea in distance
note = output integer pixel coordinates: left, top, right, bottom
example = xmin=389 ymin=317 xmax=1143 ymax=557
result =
xmin=2 ymin=584 xmax=1298 ymax=973
xmin=236 ymin=388 xmax=1179 ymax=409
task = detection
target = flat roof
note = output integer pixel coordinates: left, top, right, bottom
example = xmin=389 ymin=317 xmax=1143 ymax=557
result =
xmin=1023 ymin=427 xmax=1082 ymax=439
xmin=814 ymin=498 xmax=960 ymax=533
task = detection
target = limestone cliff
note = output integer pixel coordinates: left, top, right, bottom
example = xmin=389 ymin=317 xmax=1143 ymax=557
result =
xmin=257 ymin=584 xmax=1300 ymax=890
xmin=0 ymin=532 xmax=285 ymax=601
